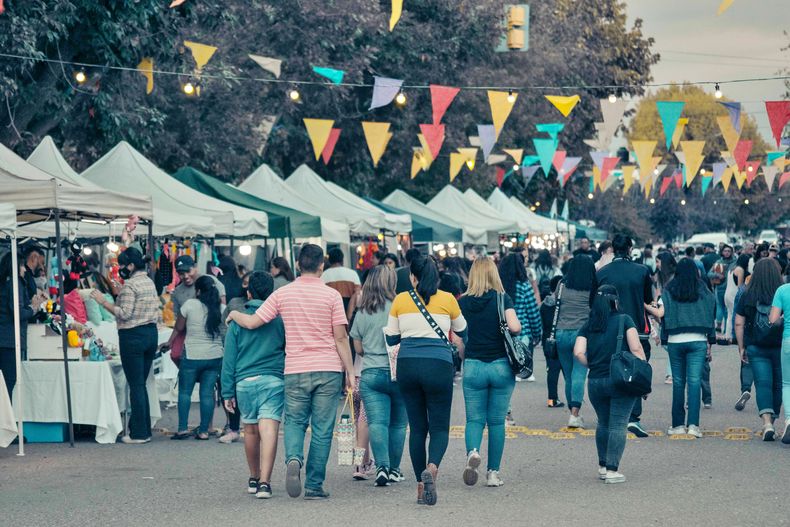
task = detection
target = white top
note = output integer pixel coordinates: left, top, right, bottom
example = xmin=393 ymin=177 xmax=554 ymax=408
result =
xmin=657 ymin=298 xmax=707 ymax=343
xmin=321 ymin=266 xmax=361 ymax=285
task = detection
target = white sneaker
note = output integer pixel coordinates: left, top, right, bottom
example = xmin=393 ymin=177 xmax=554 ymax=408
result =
xmin=218 ymin=430 xmax=240 ymax=444
xmin=486 ymin=470 xmax=504 ymax=487
xmin=598 ymin=466 xmax=607 ymax=480
xmin=463 ymin=449 xmax=482 ymax=486
xmin=604 ymin=471 xmax=626 ymax=484
xmin=762 ymin=423 xmax=776 ymax=442
xmin=687 ymin=425 xmax=703 ymax=438
xmin=568 ymin=415 xmax=585 ymax=429
xmin=667 ymin=426 xmax=686 ymax=436
xmin=525 ymin=374 xmax=536 ymax=382
xmin=120 ymin=435 xmax=151 ymax=444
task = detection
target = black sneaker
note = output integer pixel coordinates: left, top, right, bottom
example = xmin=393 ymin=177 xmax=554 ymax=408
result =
xmin=375 ymin=467 xmax=390 ymax=487
xmin=304 ymin=488 xmax=330 ymax=500
xmin=248 ymin=477 xmax=259 ymax=495
xmin=388 ymin=468 xmax=405 ymax=483
xmin=286 ymin=459 xmax=302 ymax=498
xmin=256 ymin=482 xmax=273 ymax=499
xmin=547 ymin=399 xmax=566 ymax=408
xmin=734 ymin=391 xmax=751 ymax=411
xmin=628 ymin=421 xmax=649 ymax=438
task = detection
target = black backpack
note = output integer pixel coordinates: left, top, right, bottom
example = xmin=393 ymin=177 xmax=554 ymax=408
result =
xmin=751 ymin=303 xmax=782 ymax=348
xmin=536 ymin=267 xmax=553 ymax=299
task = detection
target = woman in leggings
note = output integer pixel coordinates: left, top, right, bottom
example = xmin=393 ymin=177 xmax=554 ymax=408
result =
xmin=386 ymin=256 xmax=467 ymax=506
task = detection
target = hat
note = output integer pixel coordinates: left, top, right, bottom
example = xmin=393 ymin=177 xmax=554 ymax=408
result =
xmin=703 ymin=242 xmax=716 ymax=249
xmin=769 ymin=244 xmax=779 ymax=252
xmin=175 ymin=255 xmax=196 ymax=273
xmin=118 ymin=247 xmax=145 ymax=269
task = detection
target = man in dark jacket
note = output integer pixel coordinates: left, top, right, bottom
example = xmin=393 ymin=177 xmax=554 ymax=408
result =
xmin=395 ymin=248 xmax=421 ymax=294
xmin=596 ymin=234 xmax=654 ymax=437
xmin=572 ymin=237 xmax=600 ymax=263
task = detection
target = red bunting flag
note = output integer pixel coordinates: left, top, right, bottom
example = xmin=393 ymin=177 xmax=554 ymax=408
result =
xmin=765 ymin=101 xmax=790 ymax=148
xmin=552 ymin=150 xmax=567 ymax=173
xmin=733 ymin=140 xmax=753 ymax=171
xmin=659 ymin=176 xmax=673 ymax=196
xmin=321 ymin=128 xmax=341 ymax=165
xmin=780 ymin=172 xmax=790 ymax=189
xmin=744 ymin=160 xmax=761 ymax=187
xmin=600 ymin=157 xmax=619 ymax=185
xmin=0 ymin=0 xmax=5 ymax=14
xmin=496 ymin=166 xmax=506 ymax=187
xmin=419 ymin=123 xmax=445 ymax=159
xmin=430 ymin=85 xmax=460 ymax=125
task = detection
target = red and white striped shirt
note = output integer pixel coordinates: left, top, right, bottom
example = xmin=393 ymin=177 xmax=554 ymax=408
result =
xmin=255 ymin=276 xmax=347 ymax=374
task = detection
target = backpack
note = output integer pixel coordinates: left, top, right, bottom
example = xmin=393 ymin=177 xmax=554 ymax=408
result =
xmin=751 ymin=303 xmax=782 ymax=348
xmin=536 ymin=267 xmax=553 ymax=299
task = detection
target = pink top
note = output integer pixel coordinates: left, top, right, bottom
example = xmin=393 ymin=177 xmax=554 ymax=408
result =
xmin=255 ymin=276 xmax=348 ymax=374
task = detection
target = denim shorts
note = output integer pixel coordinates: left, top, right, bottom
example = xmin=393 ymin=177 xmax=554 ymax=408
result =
xmin=236 ymin=375 xmax=285 ymax=424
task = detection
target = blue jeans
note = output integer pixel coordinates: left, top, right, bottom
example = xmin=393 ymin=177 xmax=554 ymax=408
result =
xmin=715 ymin=288 xmax=727 ymax=327
xmin=747 ymin=345 xmax=782 ymax=418
xmin=463 ymin=358 xmax=515 ymax=471
xmin=588 ymin=377 xmax=636 ymax=471
xmin=360 ymin=367 xmax=407 ymax=471
xmin=178 ymin=356 xmax=222 ymax=433
xmin=666 ymin=341 xmax=707 ymax=427
xmin=284 ymin=371 xmax=342 ymax=491
xmin=783 ymin=339 xmax=790 ymax=420
xmin=556 ymin=329 xmax=587 ymax=409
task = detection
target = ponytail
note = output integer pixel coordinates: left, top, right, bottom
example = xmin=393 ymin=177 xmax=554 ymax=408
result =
xmin=587 ymin=284 xmax=619 ymax=332
xmin=410 ymin=256 xmax=440 ymax=305
xmin=195 ymin=275 xmax=222 ymax=339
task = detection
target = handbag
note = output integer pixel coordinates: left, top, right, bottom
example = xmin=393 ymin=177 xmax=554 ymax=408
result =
xmin=609 ymin=315 xmax=653 ymax=397
xmin=169 ymin=331 xmax=185 ymax=366
xmin=382 ymin=327 xmax=400 ymax=381
xmin=543 ymin=283 xmax=563 ymax=361
xmin=336 ymin=391 xmax=356 ymax=466
xmin=497 ymin=292 xmax=533 ymax=377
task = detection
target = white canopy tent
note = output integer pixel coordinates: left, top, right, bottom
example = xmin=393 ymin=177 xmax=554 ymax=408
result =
xmin=383 ymin=189 xmax=488 ymax=245
xmin=81 ymin=142 xmax=267 ymax=238
xmin=0 ymin=142 xmax=80 ymax=186
xmin=25 ymin=137 xmax=215 ymax=238
xmin=427 ymin=186 xmax=518 ymax=244
xmin=237 ymin=164 xmax=350 ymax=244
xmin=487 ymin=188 xmax=559 ymax=236
xmin=285 ymin=165 xmax=411 ymax=235
xmin=462 ymin=188 xmax=535 ymax=233
xmin=508 ymin=196 xmax=576 ymax=239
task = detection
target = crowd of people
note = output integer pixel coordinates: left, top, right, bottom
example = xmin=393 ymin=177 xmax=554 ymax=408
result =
xmin=2 ymin=231 xmax=790 ymax=503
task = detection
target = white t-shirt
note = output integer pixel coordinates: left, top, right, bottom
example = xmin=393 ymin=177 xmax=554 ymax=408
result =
xmin=321 ymin=266 xmax=361 ymax=286
xmin=657 ymin=298 xmax=707 ymax=343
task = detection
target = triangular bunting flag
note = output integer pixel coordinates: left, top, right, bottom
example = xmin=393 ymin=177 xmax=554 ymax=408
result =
xmin=672 ymin=117 xmax=689 ymax=149
xmin=680 ymin=140 xmax=706 ymax=185
xmin=656 ymin=101 xmax=685 ymax=150
xmin=561 ymin=200 xmax=569 ymax=220
xmin=321 ymin=128 xmax=341 ymax=165
xmin=712 ymin=162 xmax=727 ymax=185
xmin=249 ymin=54 xmax=282 ymax=78
xmin=592 ymin=166 xmax=602 ymax=190
xmin=590 ymin=151 xmax=607 ymax=171
xmin=488 ymin=154 xmax=508 ymax=165
xmin=312 ymin=66 xmax=345 ymax=85
xmin=721 ymin=167 xmax=734 ymax=192
xmin=744 ymin=161 xmax=761 ymax=187
xmin=600 ymin=157 xmax=619 ymax=186
xmin=390 ymin=0 xmax=403 ymax=31
xmin=458 ymin=148 xmax=478 ymax=168
xmin=303 ymin=118 xmax=335 ymax=160
xmin=558 ymin=157 xmax=582 ymax=187
xmin=496 ymin=166 xmax=506 ymax=188
xmin=545 ymin=95 xmax=581 ymax=118
xmin=763 ymin=165 xmax=779 ymax=190
xmin=718 ymin=0 xmax=735 ymax=15
xmin=765 ymin=101 xmax=790 ymax=148
xmin=767 ymin=151 xmax=787 ymax=168
xmin=553 ymin=150 xmax=567 ymax=173
xmin=361 ymin=122 xmax=392 ymax=167
xmin=136 ymin=58 xmax=154 ymax=94
xmin=430 ymin=85 xmax=461 ymax=124
xmin=659 ymin=176 xmax=673 ymax=196
xmin=503 ymin=149 xmax=524 ymax=165
xmin=734 ymin=140 xmax=753 ymax=170
xmin=631 ymin=140 xmax=657 ymax=178
xmin=419 ymin=123 xmax=445 ymax=159
xmin=450 ymin=153 xmax=466 ymax=182
xmin=716 ymin=115 xmax=741 ymax=152
xmin=410 ymin=150 xmax=422 ymax=179
xmin=478 ymin=125 xmax=497 ymax=161
xmin=719 ymin=101 xmax=742 ymax=133
xmin=533 ymin=138 xmax=558 ymax=177
xmin=536 ymin=123 xmax=565 ymax=143
xmin=779 ymin=172 xmax=790 ymax=189
xmin=622 ymin=165 xmax=636 ymax=194
xmin=370 ymin=77 xmax=403 ymax=110
xmin=522 ymin=165 xmax=540 ymax=185
xmin=549 ymin=199 xmax=558 ymax=219
xmin=170 ymin=0 xmax=187 ymax=6
xmin=488 ymin=90 xmax=517 ymax=139
xmin=701 ymin=176 xmax=713 ymax=196
xmin=417 ymin=134 xmax=435 ymax=168
xmin=673 ymin=170 xmax=683 ymax=189
xmin=184 ymin=41 xmax=217 ymax=72
xmin=733 ymin=168 xmax=746 ymax=189
xmin=600 ymin=99 xmax=628 ymax=139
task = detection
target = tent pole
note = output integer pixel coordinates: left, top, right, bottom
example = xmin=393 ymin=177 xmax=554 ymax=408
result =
xmin=147 ymin=222 xmax=154 ymax=280
xmin=54 ymin=209 xmax=75 ymax=447
xmin=10 ymin=230 xmax=24 ymax=456
xmin=286 ymin=219 xmax=295 ymax=271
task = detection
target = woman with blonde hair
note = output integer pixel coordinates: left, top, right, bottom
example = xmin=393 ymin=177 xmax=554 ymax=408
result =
xmin=458 ymin=257 xmax=522 ymax=488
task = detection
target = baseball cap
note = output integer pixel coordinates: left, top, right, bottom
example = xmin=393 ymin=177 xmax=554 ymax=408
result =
xmin=175 ymin=255 xmax=196 ymax=273
xmin=769 ymin=244 xmax=779 ymax=252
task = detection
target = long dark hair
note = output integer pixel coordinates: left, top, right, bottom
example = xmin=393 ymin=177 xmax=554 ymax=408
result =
xmin=656 ymin=252 xmax=677 ymax=290
xmin=535 ymin=249 xmax=553 ymax=270
xmin=271 ymin=256 xmax=295 ymax=282
xmin=735 ymin=253 xmax=751 ymax=272
xmin=563 ymin=255 xmax=597 ymax=292
xmin=218 ymin=255 xmax=243 ymax=301
xmin=410 ymin=256 xmax=440 ymax=305
xmin=195 ymin=275 xmax=222 ymax=339
xmin=742 ymin=258 xmax=783 ymax=308
xmin=665 ymin=258 xmax=703 ymax=303
xmin=499 ymin=252 xmax=528 ymax=301
xmin=0 ymin=252 xmax=13 ymax=283
xmin=587 ymin=284 xmax=620 ymax=332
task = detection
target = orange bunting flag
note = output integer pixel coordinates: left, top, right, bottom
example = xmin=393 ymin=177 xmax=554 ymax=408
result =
xmin=362 ymin=122 xmax=393 ymax=167
xmin=721 ymin=167 xmax=734 ymax=192
xmin=170 ymin=0 xmax=187 ymax=7
xmin=487 ymin=91 xmax=517 ymax=139
xmin=779 ymin=172 xmax=790 ymax=189
xmin=631 ymin=140 xmax=657 ymax=180
xmin=503 ymin=149 xmax=524 ymax=165
xmin=303 ymin=119 xmax=335 ymax=160
xmin=417 ymin=134 xmax=435 ymax=168
xmin=717 ymin=0 xmax=735 ymax=15
xmin=419 ymin=124 xmax=445 ymax=159
xmin=672 ymin=118 xmax=689 ymax=149
xmin=411 ymin=149 xmax=423 ymax=179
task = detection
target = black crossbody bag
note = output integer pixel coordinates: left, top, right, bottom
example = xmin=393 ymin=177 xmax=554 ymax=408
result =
xmin=610 ymin=315 xmax=653 ymax=397
xmin=543 ymin=283 xmax=563 ymax=360
xmin=497 ymin=292 xmax=534 ymax=377
xmin=408 ymin=290 xmax=457 ymax=362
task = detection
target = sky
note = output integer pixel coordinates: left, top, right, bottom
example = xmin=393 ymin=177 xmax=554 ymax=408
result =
xmin=624 ymin=0 xmax=789 ymax=142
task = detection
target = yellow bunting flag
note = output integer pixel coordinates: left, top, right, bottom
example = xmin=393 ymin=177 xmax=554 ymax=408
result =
xmin=417 ymin=134 xmax=434 ymax=168
xmin=457 ymin=147 xmax=478 ymax=169
xmin=362 ymin=122 xmax=392 ymax=167
xmin=488 ymin=90 xmax=517 ymax=139
xmin=721 ymin=167 xmax=734 ymax=192
xmin=622 ymin=165 xmax=636 ymax=193
xmin=592 ymin=165 xmax=601 ymax=191
xmin=545 ymin=95 xmax=581 ymax=118
xmin=716 ymin=116 xmax=740 ymax=152
xmin=733 ymin=168 xmax=746 ymax=189
xmin=680 ymin=140 xmax=705 ymax=186
xmin=503 ymin=148 xmax=524 ymax=165
xmin=184 ymin=41 xmax=217 ymax=72
xmin=631 ymin=140 xmax=657 ymax=178
xmin=136 ymin=58 xmax=154 ymax=94
xmin=303 ymin=119 xmax=334 ymax=160
xmin=410 ymin=149 xmax=422 ymax=179
xmin=717 ymin=0 xmax=735 ymax=15
xmin=390 ymin=0 xmax=403 ymax=31
xmin=672 ymin=118 xmax=689 ymax=149
xmin=449 ymin=153 xmax=466 ymax=182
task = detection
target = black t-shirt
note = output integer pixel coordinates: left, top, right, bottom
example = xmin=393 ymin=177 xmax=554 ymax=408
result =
xmin=597 ymin=259 xmax=653 ymax=335
xmin=458 ymin=291 xmax=514 ymax=362
xmin=577 ymin=313 xmax=636 ymax=379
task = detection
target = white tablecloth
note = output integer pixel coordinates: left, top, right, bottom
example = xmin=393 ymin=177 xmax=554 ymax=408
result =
xmin=108 ymin=360 xmax=161 ymax=426
xmin=0 ymin=371 xmax=17 ymax=448
xmin=13 ymin=361 xmax=123 ymax=444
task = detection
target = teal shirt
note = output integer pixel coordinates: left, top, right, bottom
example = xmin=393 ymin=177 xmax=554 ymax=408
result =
xmin=771 ymin=284 xmax=790 ymax=336
xmin=221 ymin=299 xmax=286 ymax=399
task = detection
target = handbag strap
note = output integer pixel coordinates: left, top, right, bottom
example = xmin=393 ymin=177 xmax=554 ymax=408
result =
xmin=616 ymin=314 xmax=625 ymax=352
xmin=408 ymin=289 xmax=452 ymax=350
xmin=496 ymin=292 xmax=507 ymax=333
xmin=548 ymin=283 xmax=563 ymax=339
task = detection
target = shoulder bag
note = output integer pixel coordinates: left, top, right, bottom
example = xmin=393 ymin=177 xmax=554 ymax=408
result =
xmin=543 ymin=283 xmax=563 ymax=361
xmin=609 ymin=315 xmax=653 ymax=397
xmin=408 ymin=290 xmax=454 ymax=351
xmin=497 ymin=292 xmax=534 ymax=377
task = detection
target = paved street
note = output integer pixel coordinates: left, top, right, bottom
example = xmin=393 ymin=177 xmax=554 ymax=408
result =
xmin=2 ymin=344 xmax=787 ymax=526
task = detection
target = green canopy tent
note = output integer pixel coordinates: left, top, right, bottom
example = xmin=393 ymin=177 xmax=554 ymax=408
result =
xmin=364 ymin=197 xmax=463 ymax=243
xmin=171 ymin=166 xmax=323 ymax=239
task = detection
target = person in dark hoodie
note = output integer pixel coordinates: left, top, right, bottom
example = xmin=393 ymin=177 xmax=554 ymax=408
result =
xmin=218 ymin=255 xmax=244 ymax=304
xmin=539 ymin=275 xmax=566 ymax=408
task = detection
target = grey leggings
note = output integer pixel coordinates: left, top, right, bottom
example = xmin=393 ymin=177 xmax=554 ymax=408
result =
xmin=588 ymin=377 xmax=637 ymax=472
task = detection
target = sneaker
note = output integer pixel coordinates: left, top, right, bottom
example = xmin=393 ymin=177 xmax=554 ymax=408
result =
xmin=463 ymin=449 xmax=482 ymax=486
xmin=506 ymin=412 xmax=516 ymax=426
xmin=286 ymin=459 xmax=302 ymax=498
xmin=598 ymin=466 xmax=607 ymax=480
xmin=627 ymin=422 xmax=649 ymax=438
xmin=218 ymin=430 xmax=240 ymax=444
xmin=388 ymin=468 xmax=405 ymax=483
xmin=604 ymin=471 xmax=626 ymax=484
xmin=256 ymin=482 xmax=273 ymax=499
xmin=664 ymin=375 xmax=673 ymax=385
xmin=524 ymin=374 xmax=536 ymax=382
xmin=687 ymin=425 xmax=703 ymax=438
xmin=170 ymin=431 xmax=192 ymax=440
xmin=486 ymin=470 xmax=504 ymax=487
xmin=248 ymin=477 xmax=260 ymax=494
xmin=568 ymin=415 xmax=585 ymax=429
xmin=734 ymin=391 xmax=751 ymax=411
xmin=375 ymin=467 xmax=390 ymax=487
xmin=353 ymin=464 xmax=370 ymax=481
xmin=421 ymin=468 xmax=438 ymax=506
xmin=782 ymin=422 xmax=790 ymax=445
xmin=667 ymin=426 xmax=686 ymax=436
xmin=120 ymin=435 xmax=151 ymax=444
xmin=703 ymin=403 xmax=713 ymax=410
xmin=762 ymin=423 xmax=776 ymax=442
xmin=547 ymin=399 xmax=566 ymax=408
xmin=364 ymin=460 xmax=376 ymax=476
xmin=304 ymin=488 xmax=330 ymax=500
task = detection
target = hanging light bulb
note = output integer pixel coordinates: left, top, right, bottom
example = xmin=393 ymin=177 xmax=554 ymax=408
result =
xmin=507 ymin=89 xmax=516 ymax=104
xmin=747 ymin=165 xmax=754 ymax=172
xmin=743 ymin=198 xmax=750 ymax=205
xmin=288 ymin=88 xmax=301 ymax=101
xmin=106 ymin=240 xmax=119 ymax=252
xmin=395 ymin=90 xmax=407 ymax=107
xmin=182 ymin=81 xmax=196 ymax=95
xmin=608 ymin=93 xmax=617 ymax=103
xmin=465 ymin=158 xmax=475 ymax=171
xmin=680 ymin=199 xmax=687 ymax=206
xmin=700 ymin=168 xmax=707 ymax=175
xmin=512 ymin=164 xmax=520 ymax=172
xmin=82 ymin=247 xmax=93 ymax=256
xmin=649 ymin=198 xmax=656 ymax=204
xmin=239 ymin=244 xmax=252 ymax=256
xmin=714 ymin=83 xmax=723 ymax=99
xmin=535 ymin=201 xmax=541 ymax=207
xmin=587 ymin=192 xmax=594 ymax=200
xmin=74 ymin=70 xmax=87 ymax=84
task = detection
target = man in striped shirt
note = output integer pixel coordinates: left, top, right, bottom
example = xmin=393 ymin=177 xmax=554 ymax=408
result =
xmin=227 ymin=244 xmax=354 ymax=501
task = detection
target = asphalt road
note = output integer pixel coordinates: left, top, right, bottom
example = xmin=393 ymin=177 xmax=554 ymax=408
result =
xmin=2 ymin=343 xmax=788 ymax=527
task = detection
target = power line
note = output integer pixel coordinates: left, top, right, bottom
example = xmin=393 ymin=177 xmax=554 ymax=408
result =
xmin=660 ymin=49 xmax=789 ymax=65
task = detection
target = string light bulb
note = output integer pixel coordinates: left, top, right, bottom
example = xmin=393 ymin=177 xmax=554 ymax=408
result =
xmin=587 ymin=192 xmax=594 ymax=200
xmin=535 ymin=201 xmax=541 ymax=207
xmin=512 ymin=164 xmax=520 ymax=172
xmin=74 ymin=70 xmax=87 ymax=84
xmin=239 ymin=244 xmax=252 ymax=256
xmin=714 ymin=83 xmax=723 ymax=99
xmin=465 ymin=158 xmax=475 ymax=170
xmin=680 ymin=199 xmax=686 ymax=206
xmin=507 ymin=89 xmax=516 ymax=103
xmin=288 ymin=88 xmax=301 ymax=101
xmin=608 ymin=93 xmax=617 ymax=103
xmin=649 ymin=198 xmax=656 ymax=204
xmin=182 ymin=81 xmax=196 ymax=95
xmin=106 ymin=240 xmax=119 ymax=252
xmin=82 ymin=247 xmax=93 ymax=256
xmin=744 ymin=198 xmax=750 ymax=205
xmin=700 ymin=168 xmax=706 ymax=175
xmin=395 ymin=90 xmax=407 ymax=107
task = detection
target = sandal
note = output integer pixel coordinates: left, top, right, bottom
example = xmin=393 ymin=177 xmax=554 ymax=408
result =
xmin=171 ymin=431 xmax=192 ymax=440
xmin=195 ymin=432 xmax=209 ymax=440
